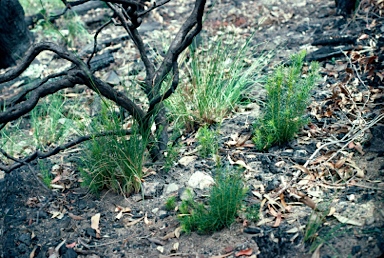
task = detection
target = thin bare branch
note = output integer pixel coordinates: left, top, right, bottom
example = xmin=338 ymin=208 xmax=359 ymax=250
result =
xmin=148 ymin=61 xmax=179 ymax=113
xmin=87 ymin=19 xmax=113 ymax=67
xmin=108 ymin=2 xmax=155 ymax=88
xmin=152 ymin=0 xmax=206 ymax=96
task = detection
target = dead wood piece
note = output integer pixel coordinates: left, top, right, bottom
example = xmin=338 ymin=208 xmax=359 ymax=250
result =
xmin=312 ymin=35 xmax=356 ymax=46
xmin=306 ymin=46 xmax=353 ymax=62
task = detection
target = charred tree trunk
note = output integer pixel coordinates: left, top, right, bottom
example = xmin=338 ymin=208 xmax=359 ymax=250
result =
xmin=335 ymin=0 xmax=357 ymax=17
xmin=0 ymin=0 xmax=33 ymax=69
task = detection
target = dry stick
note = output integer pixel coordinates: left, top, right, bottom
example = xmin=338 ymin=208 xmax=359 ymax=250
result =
xmin=341 ymin=48 xmax=371 ymax=112
xmin=87 ymin=19 xmax=113 ymax=67
xmin=324 ymin=113 xmax=384 ymax=164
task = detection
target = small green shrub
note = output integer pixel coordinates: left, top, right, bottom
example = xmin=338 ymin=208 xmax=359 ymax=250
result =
xmin=196 ymin=125 xmax=219 ymax=158
xmin=165 ymin=196 xmax=177 ymax=211
xmin=245 ymin=203 xmax=260 ymax=222
xmin=178 ymin=168 xmax=246 ymax=234
xmin=253 ymin=51 xmax=320 ymax=150
xmin=80 ymin=102 xmax=148 ymax=196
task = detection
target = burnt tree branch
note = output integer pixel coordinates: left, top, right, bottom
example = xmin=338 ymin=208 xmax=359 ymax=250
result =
xmin=0 ymin=129 xmax=132 ymax=173
xmin=0 ymin=0 xmax=206 ymax=170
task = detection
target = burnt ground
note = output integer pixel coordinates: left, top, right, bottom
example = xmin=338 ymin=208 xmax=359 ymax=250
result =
xmin=1 ymin=0 xmax=384 ymax=257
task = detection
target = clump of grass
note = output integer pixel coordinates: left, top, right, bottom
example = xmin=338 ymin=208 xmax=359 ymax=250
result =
xmin=165 ymin=196 xmax=177 ymax=211
xmin=38 ymin=160 xmax=52 ymax=188
xmin=31 ymin=93 xmax=75 ymax=149
xmin=196 ymin=125 xmax=219 ymax=158
xmin=166 ymin=35 xmax=270 ymax=131
xmin=79 ymin=102 xmax=148 ymax=196
xmin=163 ymin=142 xmax=180 ymax=172
xmin=252 ymin=51 xmax=320 ymax=150
xmin=178 ymin=168 xmax=246 ymax=234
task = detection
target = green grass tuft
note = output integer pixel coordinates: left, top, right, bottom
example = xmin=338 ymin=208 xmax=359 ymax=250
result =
xmin=79 ymin=102 xmax=148 ymax=196
xmin=178 ymin=168 xmax=246 ymax=234
xmin=166 ymin=35 xmax=270 ymax=131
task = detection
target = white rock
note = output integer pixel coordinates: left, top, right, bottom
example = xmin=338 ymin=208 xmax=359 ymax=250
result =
xmin=178 ymin=156 xmax=197 ymax=167
xmin=187 ymin=171 xmax=214 ymax=190
xmin=165 ymin=183 xmax=179 ymax=194
xmin=143 ymin=182 xmax=160 ymax=197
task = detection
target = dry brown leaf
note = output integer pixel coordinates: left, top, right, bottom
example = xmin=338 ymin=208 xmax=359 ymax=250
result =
xmin=235 ymin=248 xmax=253 ymax=257
xmin=353 ymin=142 xmax=365 ymax=155
xmin=157 ymin=246 xmax=164 ymax=253
xmin=125 ymin=216 xmax=144 ymax=227
xmin=115 ymin=211 xmax=124 ymax=220
xmin=236 ymin=133 xmax=252 ymax=146
xmin=211 ymin=252 xmax=234 ymax=258
xmin=300 ymin=195 xmax=317 ymax=210
xmin=334 ymin=158 xmax=346 ymax=169
xmin=91 ymin=213 xmax=100 ymax=233
xmin=292 ymin=164 xmax=311 ymax=174
xmin=268 ymin=204 xmax=279 ymax=217
xmin=115 ymin=205 xmax=131 ymax=213
xmin=51 ymin=175 xmax=61 ymax=184
xmin=161 ymin=231 xmax=175 ymax=240
xmin=171 ymin=242 xmax=179 ymax=252
xmin=178 ymin=156 xmax=197 ymax=166
xmin=29 ymin=246 xmax=38 ymax=258
xmin=144 ymin=212 xmax=152 ymax=225
xmin=234 ymin=159 xmax=253 ymax=171
xmin=311 ymin=243 xmax=322 ymax=258
xmin=148 ymin=237 xmax=166 ymax=246
xmin=327 ymin=207 xmax=336 ymax=216
xmin=174 ymin=227 xmax=181 ymax=238
xmin=272 ymin=213 xmax=282 ymax=227
xmin=66 ymin=242 xmax=76 ymax=248
xmin=68 ymin=212 xmax=85 ymax=221
xmin=280 ymin=193 xmax=291 ymax=212
xmin=333 ymin=214 xmax=363 ymax=226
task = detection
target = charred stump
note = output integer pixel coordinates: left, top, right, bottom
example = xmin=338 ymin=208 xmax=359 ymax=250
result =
xmin=0 ymin=0 xmax=33 ymax=69
xmin=335 ymin=0 xmax=357 ymax=17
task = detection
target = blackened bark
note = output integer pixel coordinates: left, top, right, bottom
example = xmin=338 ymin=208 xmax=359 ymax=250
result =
xmin=0 ymin=0 xmax=33 ymax=69
xmin=335 ymin=0 xmax=357 ymax=17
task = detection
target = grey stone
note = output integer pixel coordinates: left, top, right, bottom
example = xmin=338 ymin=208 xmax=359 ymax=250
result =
xmin=143 ymin=182 xmax=160 ymax=197
xmin=187 ymin=171 xmax=214 ymax=190
xmin=179 ymin=187 xmax=194 ymax=201
xmin=164 ymin=183 xmax=179 ymax=194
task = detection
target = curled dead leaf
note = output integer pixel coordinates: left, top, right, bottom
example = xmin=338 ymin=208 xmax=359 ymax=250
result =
xmin=235 ymin=248 xmax=253 ymax=257
xmin=91 ymin=213 xmax=100 ymax=234
xmin=68 ymin=212 xmax=85 ymax=221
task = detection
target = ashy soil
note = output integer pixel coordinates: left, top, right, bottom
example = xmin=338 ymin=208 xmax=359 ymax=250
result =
xmin=1 ymin=0 xmax=384 ymax=258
